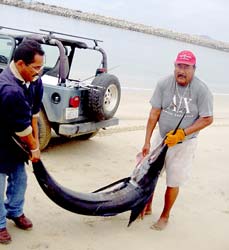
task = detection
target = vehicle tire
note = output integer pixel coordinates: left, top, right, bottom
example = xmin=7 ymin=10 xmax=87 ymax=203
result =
xmin=38 ymin=109 xmax=52 ymax=150
xmin=76 ymin=130 xmax=99 ymax=140
xmin=88 ymin=73 xmax=121 ymax=121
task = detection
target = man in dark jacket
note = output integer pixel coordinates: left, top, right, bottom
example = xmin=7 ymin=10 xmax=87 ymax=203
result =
xmin=0 ymin=39 xmax=44 ymax=244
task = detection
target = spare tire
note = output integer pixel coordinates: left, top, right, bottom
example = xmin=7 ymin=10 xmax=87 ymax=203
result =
xmin=88 ymin=73 xmax=121 ymax=121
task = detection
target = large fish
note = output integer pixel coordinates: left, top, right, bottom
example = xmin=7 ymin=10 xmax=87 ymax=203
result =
xmin=16 ymin=113 xmax=185 ymax=226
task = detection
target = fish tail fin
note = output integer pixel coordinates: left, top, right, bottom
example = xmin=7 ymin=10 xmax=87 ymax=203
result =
xmin=127 ymin=203 xmax=147 ymax=227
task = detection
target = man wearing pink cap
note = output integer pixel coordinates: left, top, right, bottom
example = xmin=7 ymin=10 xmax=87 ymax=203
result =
xmin=141 ymin=50 xmax=213 ymax=230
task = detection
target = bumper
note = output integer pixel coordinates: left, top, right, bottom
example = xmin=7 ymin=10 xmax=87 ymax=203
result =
xmin=58 ymin=117 xmax=119 ymax=136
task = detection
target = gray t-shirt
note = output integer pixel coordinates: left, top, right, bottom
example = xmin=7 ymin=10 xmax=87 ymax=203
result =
xmin=150 ymin=74 xmax=213 ymax=139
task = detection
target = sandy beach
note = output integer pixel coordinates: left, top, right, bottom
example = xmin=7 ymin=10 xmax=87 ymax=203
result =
xmin=4 ymin=89 xmax=229 ymax=250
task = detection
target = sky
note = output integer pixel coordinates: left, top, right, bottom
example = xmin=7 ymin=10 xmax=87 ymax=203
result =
xmin=38 ymin=0 xmax=229 ymax=42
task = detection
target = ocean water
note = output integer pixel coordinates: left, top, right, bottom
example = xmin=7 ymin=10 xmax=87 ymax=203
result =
xmin=0 ymin=4 xmax=229 ymax=94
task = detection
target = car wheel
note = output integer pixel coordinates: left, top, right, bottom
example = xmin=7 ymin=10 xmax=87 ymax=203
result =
xmin=38 ymin=109 xmax=51 ymax=150
xmin=76 ymin=130 xmax=99 ymax=140
xmin=88 ymin=73 xmax=121 ymax=121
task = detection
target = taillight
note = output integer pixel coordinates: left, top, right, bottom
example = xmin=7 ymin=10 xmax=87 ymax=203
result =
xmin=69 ymin=96 xmax=80 ymax=108
xmin=96 ymin=68 xmax=107 ymax=76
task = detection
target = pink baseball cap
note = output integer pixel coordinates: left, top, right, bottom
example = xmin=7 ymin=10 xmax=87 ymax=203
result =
xmin=175 ymin=50 xmax=196 ymax=65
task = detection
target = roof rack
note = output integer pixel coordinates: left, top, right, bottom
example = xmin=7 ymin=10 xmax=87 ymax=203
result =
xmin=40 ymin=29 xmax=103 ymax=44
xmin=0 ymin=26 xmax=103 ymax=44
xmin=0 ymin=26 xmax=43 ymax=35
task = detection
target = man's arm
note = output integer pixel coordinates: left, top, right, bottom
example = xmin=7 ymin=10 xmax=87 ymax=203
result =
xmin=142 ymin=107 xmax=161 ymax=156
xmin=31 ymin=116 xmax=40 ymax=147
xmin=164 ymin=116 xmax=213 ymax=147
xmin=184 ymin=116 xmax=213 ymax=136
xmin=19 ymin=116 xmax=41 ymax=162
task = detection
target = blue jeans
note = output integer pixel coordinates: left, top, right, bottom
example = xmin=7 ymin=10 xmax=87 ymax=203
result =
xmin=0 ymin=162 xmax=27 ymax=229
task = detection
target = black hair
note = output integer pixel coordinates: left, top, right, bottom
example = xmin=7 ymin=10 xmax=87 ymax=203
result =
xmin=13 ymin=39 xmax=45 ymax=65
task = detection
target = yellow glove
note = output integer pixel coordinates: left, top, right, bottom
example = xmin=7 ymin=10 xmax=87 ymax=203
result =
xmin=164 ymin=129 xmax=186 ymax=147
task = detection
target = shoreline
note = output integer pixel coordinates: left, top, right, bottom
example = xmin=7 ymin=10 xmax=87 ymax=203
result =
xmin=121 ymin=86 xmax=229 ymax=96
xmin=115 ymin=89 xmax=229 ymax=130
xmin=1 ymin=0 xmax=229 ymax=52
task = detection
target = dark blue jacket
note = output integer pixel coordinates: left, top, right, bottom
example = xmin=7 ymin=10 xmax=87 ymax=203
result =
xmin=0 ymin=66 xmax=43 ymax=174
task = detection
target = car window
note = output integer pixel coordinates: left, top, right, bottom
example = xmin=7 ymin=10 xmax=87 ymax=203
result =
xmin=0 ymin=37 xmax=14 ymax=65
xmin=69 ymin=49 xmax=102 ymax=82
xmin=41 ymin=44 xmax=59 ymax=68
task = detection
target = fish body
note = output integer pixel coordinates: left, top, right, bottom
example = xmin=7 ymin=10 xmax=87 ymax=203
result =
xmin=32 ymin=140 xmax=168 ymax=226
xmin=32 ymin=113 xmax=185 ymax=226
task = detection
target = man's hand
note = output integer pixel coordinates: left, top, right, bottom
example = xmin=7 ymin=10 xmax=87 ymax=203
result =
xmin=142 ymin=142 xmax=150 ymax=157
xmin=164 ymin=129 xmax=185 ymax=147
xmin=29 ymin=148 xmax=40 ymax=162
